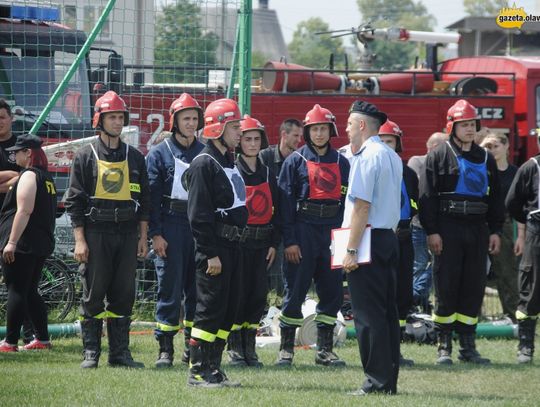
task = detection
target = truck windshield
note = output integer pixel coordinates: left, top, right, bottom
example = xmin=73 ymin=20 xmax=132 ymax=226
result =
xmin=0 ymin=49 xmax=91 ymax=128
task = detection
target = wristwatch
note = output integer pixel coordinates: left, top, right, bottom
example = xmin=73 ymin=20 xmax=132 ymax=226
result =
xmin=346 ymin=248 xmax=358 ymax=255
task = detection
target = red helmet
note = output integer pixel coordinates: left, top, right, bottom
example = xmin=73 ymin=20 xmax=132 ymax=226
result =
xmin=240 ymin=114 xmax=268 ymax=149
xmin=169 ymin=93 xmax=204 ymax=132
xmin=92 ymin=91 xmax=129 ymax=129
xmin=203 ymin=98 xmax=241 ymax=139
xmin=303 ymin=104 xmax=338 ymax=141
xmin=446 ymin=99 xmax=481 ymax=135
xmin=379 ymin=119 xmax=403 ymax=152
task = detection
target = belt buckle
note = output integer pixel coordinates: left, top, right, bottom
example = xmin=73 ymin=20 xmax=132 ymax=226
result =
xmin=448 ymin=200 xmax=456 ymax=211
xmin=86 ymin=207 xmax=97 ymax=222
xmin=237 ymin=226 xmax=248 ymax=243
xmin=114 ymin=208 xmax=120 ymax=223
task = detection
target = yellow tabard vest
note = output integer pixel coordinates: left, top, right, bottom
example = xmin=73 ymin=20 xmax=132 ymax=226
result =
xmin=90 ymin=143 xmax=131 ymax=201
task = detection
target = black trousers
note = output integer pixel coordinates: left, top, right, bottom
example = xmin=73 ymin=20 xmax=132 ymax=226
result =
xmin=2 ymin=254 xmax=48 ymax=344
xmin=396 ymin=228 xmax=414 ymax=324
xmin=433 ymin=218 xmax=488 ymax=334
xmin=517 ymin=220 xmax=540 ymax=318
xmin=347 ymin=229 xmax=400 ymax=394
xmin=191 ymin=241 xmax=241 ymax=342
xmin=79 ymin=228 xmax=138 ymax=318
xmin=236 ymin=245 xmax=269 ymax=327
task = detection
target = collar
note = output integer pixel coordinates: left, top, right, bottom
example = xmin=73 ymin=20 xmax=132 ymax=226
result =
xmin=355 ymin=135 xmax=381 ymax=156
xmin=171 ymin=133 xmax=197 ymax=151
xmin=236 ymin=155 xmax=259 ymax=175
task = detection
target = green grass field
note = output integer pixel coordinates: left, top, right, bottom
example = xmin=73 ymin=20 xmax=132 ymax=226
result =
xmin=1 ymin=333 xmax=539 ymax=407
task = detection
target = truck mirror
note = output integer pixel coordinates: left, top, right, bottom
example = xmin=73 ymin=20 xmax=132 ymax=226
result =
xmin=107 ymin=53 xmax=124 ymax=94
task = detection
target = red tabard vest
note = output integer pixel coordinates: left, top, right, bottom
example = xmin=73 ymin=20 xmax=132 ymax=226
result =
xmin=245 ymin=182 xmax=273 ymax=225
xmin=306 ymin=160 xmax=341 ymax=200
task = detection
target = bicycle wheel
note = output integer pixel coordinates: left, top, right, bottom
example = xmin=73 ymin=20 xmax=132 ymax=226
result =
xmin=39 ymin=257 xmax=76 ymax=321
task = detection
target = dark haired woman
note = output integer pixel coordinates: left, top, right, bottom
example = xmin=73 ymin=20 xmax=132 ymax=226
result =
xmin=0 ymin=134 xmax=56 ymax=352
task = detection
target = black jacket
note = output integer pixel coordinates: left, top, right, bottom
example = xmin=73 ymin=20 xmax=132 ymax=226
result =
xmin=65 ymin=137 xmax=150 ymax=231
xmin=506 ymin=156 xmax=540 ymax=224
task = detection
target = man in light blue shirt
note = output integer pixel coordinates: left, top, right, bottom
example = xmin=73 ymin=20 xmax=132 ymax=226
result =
xmin=342 ymin=101 xmax=402 ymax=396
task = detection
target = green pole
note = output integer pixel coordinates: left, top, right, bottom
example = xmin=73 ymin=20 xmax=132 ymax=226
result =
xmin=29 ymin=0 xmax=117 ymax=136
xmin=237 ymin=0 xmax=252 ymax=115
xmin=226 ymin=19 xmax=240 ymax=100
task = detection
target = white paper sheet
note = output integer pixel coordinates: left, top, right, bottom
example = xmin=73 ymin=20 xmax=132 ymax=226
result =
xmin=330 ymin=226 xmax=371 ymax=269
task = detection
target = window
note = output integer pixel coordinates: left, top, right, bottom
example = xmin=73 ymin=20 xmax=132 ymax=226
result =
xmin=63 ymin=5 xmax=76 ymax=30
xmin=84 ymin=6 xmax=111 ymax=41
xmin=536 ymin=86 xmax=540 ymax=129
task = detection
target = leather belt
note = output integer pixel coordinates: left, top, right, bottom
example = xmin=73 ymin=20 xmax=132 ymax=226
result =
xmin=298 ymin=201 xmax=340 ymax=218
xmin=439 ymin=199 xmax=488 ymax=216
xmin=215 ymin=222 xmax=246 ymax=242
xmin=86 ymin=207 xmax=136 ymax=223
xmin=163 ymin=197 xmax=187 ymax=213
xmin=243 ymin=225 xmax=273 ymax=241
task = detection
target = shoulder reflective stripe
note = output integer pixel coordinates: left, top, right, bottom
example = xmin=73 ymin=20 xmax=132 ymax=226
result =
xmin=410 ymin=199 xmax=418 ymax=210
xmin=341 ymin=185 xmax=348 ymax=195
xmin=314 ymin=313 xmax=337 ymax=326
xmin=182 ymin=320 xmax=194 ymax=328
xmin=246 ymin=323 xmax=259 ymax=330
xmin=455 ymin=313 xmax=478 ymax=325
xmin=278 ymin=313 xmax=304 ymax=327
xmin=216 ymin=329 xmax=229 ymax=340
xmin=129 ymin=183 xmax=141 ymax=192
xmin=399 ymin=319 xmax=406 ymax=328
xmin=231 ymin=324 xmax=243 ymax=331
xmin=432 ymin=313 xmax=457 ymax=324
xmin=191 ymin=327 xmax=216 ymax=342
xmin=156 ymin=322 xmax=181 ymax=332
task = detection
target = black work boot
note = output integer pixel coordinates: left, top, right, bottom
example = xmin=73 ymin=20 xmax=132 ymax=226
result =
xmin=436 ymin=330 xmax=453 ymax=365
xmin=227 ymin=330 xmax=247 ymax=367
xmin=457 ymin=332 xmax=490 ymax=364
xmin=243 ymin=328 xmax=263 ymax=368
xmin=276 ymin=326 xmax=296 ymax=366
xmin=187 ymin=339 xmax=223 ymax=388
xmin=181 ymin=327 xmax=191 ymax=364
xmin=155 ymin=335 xmax=174 ymax=368
xmin=80 ymin=318 xmax=103 ymax=369
xmin=315 ymin=325 xmax=346 ymax=367
xmin=212 ymin=339 xmax=241 ymax=387
xmin=399 ymin=327 xmax=414 ymax=367
xmin=517 ymin=318 xmax=536 ymax=364
xmin=107 ymin=317 xmax=145 ymax=368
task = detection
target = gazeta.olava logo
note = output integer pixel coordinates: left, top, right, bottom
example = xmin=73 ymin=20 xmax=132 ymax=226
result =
xmin=496 ymin=3 xmax=540 ymax=29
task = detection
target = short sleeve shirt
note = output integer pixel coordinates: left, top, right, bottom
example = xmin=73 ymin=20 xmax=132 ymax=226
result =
xmin=343 ymin=136 xmax=402 ymax=229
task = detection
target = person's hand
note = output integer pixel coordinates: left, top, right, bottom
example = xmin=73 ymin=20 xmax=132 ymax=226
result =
xmin=427 ymin=233 xmax=443 ymax=256
xmin=137 ymin=237 xmax=148 ymax=258
xmin=74 ymin=239 xmax=89 ymax=263
xmin=2 ymin=242 xmax=16 ymax=264
xmin=514 ymin=235 xmax=525 ymax=256
xmin=284 ymin=245 xmax=302 ymax=264
xmin=342 ymin=252 xmax=359 ymax=273
xmin=152 ymin=235 xmax=168 ymax=258
xmin=266 ymin=247 xmax=276 ymax=269
xmin=489 ymin=234 xmax=501 ymax=256
xmin=206 ymin=256 xmax=222 ymax=276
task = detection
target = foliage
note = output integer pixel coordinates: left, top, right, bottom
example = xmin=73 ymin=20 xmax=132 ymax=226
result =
xmin=464 ymin=0 xmax=509 ymax=17
xmin=154 ymin=0 xmax=219 ymax=83
xmin=356 ymin=0 xmax=436 ymax=69
xmin=287 ymin=18 xmax=345 ymax=69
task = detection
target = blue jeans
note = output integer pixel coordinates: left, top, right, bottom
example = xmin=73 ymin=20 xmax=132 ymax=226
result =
xmin=412 ymin=225 xmax=432 ymax=309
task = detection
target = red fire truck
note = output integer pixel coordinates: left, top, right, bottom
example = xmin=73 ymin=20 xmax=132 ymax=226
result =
xmin=1 ymin=4 xmax=539 ymax=188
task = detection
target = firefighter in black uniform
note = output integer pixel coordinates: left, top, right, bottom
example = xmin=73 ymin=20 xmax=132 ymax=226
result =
xmin=146 ymin=93 xmax=205 ymax=368
xmin=65 ymin=91 xmax=150 ymax=369
xmin=226 ymin=115 xmax=280 ymax=368
xmin=378 ymin=119 xmax=418 ymax=367
xmin=505 ymin=129 xmax=540 ymax=363
xmin=419 ymin=99 xmax=504 ymax=365
xmin=277 ymin=104 xmax=350 ymax=367
xmin=186 ymin=98 xmax=248 ymax=387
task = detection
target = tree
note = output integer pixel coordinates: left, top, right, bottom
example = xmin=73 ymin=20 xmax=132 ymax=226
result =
xmin=287 ymin=18 xmax=345 ymax=69
xmin=356 ymin=0 xmax=436 ymax=69
xmin=154 ymin=1 xmax=218 ymax=83
xmin=464 ymin=0 xmax=508 ymax=16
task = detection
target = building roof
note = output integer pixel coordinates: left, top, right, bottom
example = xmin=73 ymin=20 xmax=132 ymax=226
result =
xmin=447 ymin=16 xmax=540 ymax=33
